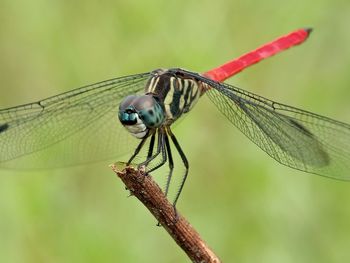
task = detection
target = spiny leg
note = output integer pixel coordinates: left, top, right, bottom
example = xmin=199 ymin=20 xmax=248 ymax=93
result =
xmin=147 ymin=129 xmax=168 ymax=173
xmin=167 ymin=127 xmax=189 ymax=208
xmin=147 ymin=132 xmax=156 ymax=159
xmin=139 ymin=130 xmax=162 ymax=168
xmin=127 ymin=135 xmax=149 ymax=165
xmin=139 ymin=129 xmax=166 ymax=172
xmin=164 ymin=133 xmax=174 ymax=197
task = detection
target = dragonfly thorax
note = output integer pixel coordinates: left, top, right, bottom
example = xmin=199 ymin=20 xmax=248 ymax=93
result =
xmin=118 ymin=95 xmax=165 ymax=139
xmin=146 ymin=69 xmax=203 ymax=124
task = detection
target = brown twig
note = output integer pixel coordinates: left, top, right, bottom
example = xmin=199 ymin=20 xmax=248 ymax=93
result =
xmin=110 ymin=164 xmax=221 ymax=263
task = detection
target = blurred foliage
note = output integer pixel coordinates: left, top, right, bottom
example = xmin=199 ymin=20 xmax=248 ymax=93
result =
xmin=1 ymin=0 xmax=350 ymax=262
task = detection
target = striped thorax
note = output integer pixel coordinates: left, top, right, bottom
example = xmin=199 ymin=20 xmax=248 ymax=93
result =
xmin=146 ymin=69 xmax=206 ymax=124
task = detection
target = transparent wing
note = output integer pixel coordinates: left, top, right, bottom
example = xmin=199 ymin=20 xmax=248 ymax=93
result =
xmin=201 ymin=77 xmax=350 ymax=180
xmin=0 ymin=73 xmax=152 ymax=169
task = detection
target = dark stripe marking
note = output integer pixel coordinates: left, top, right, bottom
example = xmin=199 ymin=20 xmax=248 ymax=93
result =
xmin=289 ymin=119 xmax=313 ymax=137
xmin=0 ymin=123 xmax=9 ymax=133
xmin=183 ymin=81 xmax=192 ymax=112
xmin=170 ymin=78 xmax=181 ymax=117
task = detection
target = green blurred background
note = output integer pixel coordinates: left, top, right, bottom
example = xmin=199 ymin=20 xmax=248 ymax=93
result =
xmin=1 ymin=0 xmax=350 ymax=262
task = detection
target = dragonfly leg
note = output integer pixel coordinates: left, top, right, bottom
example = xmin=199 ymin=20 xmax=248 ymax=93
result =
xmin=145 ymin=129 xmax=168 ymax=173
xmin=147 ymin=132 xmax=156 ymax=159
xmin=138 ymin=128 xmax=167 ymax=173
xmin=127 ymin=135 xmax=149 ymax=166
xmin=164 ymin=133 xmax=174 ymax=197
xmin=167 ymin=127 xmax=189 ymax=209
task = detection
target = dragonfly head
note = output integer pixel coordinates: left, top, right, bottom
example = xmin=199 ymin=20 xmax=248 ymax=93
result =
xmin=118 ymin=95 xmax=165 ymax=138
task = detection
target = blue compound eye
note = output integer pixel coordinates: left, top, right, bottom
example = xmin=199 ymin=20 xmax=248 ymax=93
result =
xmin=119 ymin=95 xmax=165 ymax=128
xmin=135 ymin=96 xmax=165 ymax=128
xmin=119 ymin=95 xmax=138 ymax=111
xmin=118 ymin=107 xmax=138 ymax=125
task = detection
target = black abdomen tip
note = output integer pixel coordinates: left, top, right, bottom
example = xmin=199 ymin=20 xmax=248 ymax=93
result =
xmin=304 ymin=27 xmax=313 ymax=35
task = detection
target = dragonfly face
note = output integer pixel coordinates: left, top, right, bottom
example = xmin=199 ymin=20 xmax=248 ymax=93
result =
xmin=118 ymin=94 xmax=165 ymax=139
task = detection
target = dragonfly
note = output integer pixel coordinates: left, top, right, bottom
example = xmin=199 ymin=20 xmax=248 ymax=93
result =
xmin=1 ymin=28 xmax=350 ymax=206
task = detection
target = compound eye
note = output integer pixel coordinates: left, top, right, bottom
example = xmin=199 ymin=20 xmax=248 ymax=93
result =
xmin=133 ymin=95 xmax=156 ymax=111
xmin=118 ymin=107 xmax=138 ymax=125
xmin=119 ymin=95 xmax=138 ymax=111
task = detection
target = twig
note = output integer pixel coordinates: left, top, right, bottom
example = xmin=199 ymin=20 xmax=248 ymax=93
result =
xmin=110 ymin=164 xmax=221 ymax=263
